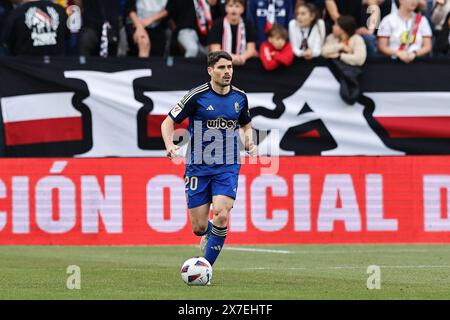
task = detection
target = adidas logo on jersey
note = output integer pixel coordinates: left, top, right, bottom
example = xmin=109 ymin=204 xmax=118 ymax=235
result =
xmin=206 ymin=105 xmax=215 ymax=111
xmin=211 ymin=245 xmax=222 ymax=251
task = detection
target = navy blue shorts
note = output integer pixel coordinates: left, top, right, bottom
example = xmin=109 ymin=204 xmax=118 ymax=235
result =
xmin=185 ymin=172 xmax=238 ymax=209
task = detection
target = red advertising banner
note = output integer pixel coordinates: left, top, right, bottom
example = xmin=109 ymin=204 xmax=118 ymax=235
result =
xmin=0 ymin=157 xmax=449 ymax=245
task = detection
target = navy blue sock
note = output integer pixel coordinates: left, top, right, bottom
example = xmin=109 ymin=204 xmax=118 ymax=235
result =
xmin=204 ymin=225 xmax=227 ymax=266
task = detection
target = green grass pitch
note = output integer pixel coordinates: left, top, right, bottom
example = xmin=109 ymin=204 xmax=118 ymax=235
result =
xmin=0 ymin=244 xmax=449 ymax=299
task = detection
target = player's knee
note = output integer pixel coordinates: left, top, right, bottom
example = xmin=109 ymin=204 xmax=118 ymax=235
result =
xmin=192 ymin=225 xmax=208 ymax=236
xmin=212 ymin=207 xmax=229 ymax=225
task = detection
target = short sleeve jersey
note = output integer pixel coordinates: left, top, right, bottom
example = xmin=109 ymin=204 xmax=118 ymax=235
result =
xmin=377 ymin=12 xmax=432 ymax=53
xmin=168 ymin=82 xmax=251 ymax=177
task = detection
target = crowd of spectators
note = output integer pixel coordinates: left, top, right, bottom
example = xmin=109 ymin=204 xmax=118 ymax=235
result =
xmin=0 ymin=0 xmax=449 ymax=63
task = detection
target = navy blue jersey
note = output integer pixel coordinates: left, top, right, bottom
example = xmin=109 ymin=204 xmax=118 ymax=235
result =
xmin=169 ymin=82 xmax=251 ymax=177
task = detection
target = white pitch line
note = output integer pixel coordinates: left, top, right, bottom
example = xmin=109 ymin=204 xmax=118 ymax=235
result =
xmin=223 ymin=247 xmax=293 ymax=254
xmin=216 ymin=265 xmax=450 ymax=271
xmin=223 ymin=247 xmax=450 ymax=255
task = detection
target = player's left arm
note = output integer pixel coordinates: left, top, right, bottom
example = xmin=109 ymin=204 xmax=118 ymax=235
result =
xmin=238 ymin=98 xmax=257 ymax=157
xmin=240 ymin=122 xmax=257 ymax=157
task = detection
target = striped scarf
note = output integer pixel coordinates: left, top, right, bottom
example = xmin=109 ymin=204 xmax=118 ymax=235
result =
xmin=222 ymin=16 xmax=247 ymax=55
xmin=193 ymin=0 xmax=212 ymax=36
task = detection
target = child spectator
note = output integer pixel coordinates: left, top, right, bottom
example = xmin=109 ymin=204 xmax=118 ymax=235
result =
xmin=322 ymin=15 xmax=367 ymax=104
xmin=208 ymin=0 xmax=257 ymax=65
xmin=246 ymin=0 xmax=294 ymax=48
xmin=377 ymin=0 xmax=432 ymax=63
xmin=125 ymin=0 xmax=168 ymax=57
xmin=289 ymin=2 xmax=325 ymax=59
xmin=259 ymin=24 xmax=294 ymax=71
xmin=322 ymin=15 xmax=367 ymax=65
xmin=435 ymin=11 xmax=450 ymax=55
xmin=1 ymin=0 xmax=68 ymax=56
xmin=325 ymin=0 xmax=381 ymax=56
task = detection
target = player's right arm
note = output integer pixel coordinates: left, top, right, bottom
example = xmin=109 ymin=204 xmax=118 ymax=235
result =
xmin=161 ymin=89 xmax=200 ymax=159
xmin=161 ymin=116 xmax=180 ymax=159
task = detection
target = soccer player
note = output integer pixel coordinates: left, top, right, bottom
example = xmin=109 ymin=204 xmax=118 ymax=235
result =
xmin=161 ymin=51 xmax=257 ymax=269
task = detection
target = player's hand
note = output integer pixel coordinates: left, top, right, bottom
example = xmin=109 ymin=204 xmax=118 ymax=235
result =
xmin=166 ymin=144 xmax=180 ymax=159
xmin=246 ymin=142 xmax=258 ymax=157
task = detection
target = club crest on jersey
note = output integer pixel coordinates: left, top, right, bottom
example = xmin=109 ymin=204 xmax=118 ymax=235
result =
xmin=234 ymin=102 xmax=239 ymax=113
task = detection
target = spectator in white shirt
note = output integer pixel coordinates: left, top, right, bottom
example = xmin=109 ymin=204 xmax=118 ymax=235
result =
xmin=377 ymin=0 xmax=432 ymax=63
xmin=289 ymin=2 xmax=326 ymax=59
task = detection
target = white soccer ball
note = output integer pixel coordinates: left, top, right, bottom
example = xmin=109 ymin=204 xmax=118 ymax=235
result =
xmin=180 ymin=257 xmax=213 ymax=286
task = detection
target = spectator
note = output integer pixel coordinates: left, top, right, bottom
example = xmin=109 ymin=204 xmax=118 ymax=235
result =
xmin=162 ymin=0 xmax=218 ymax=58
xmin=78 ymin=0 xmax=121 ymax=57
xmin=208 ymin=0 xmax=257 ymax=65
xmin=259 ymin=24 xmax=294 ymax=70
xmin=431 ymin=0 xmax=450 ymax=32
xmin=246 ymin=0 xmax=295 ymax=47
xmin=377 ymin=0 xmax=429 ymax=28
xmin=322 ymin=15 xmax=367 ymax=104
xmin=289 ymin=2 xmax=326 ymax=59
xmin=435 ymin=11 xmax=450 ymax=55
xmin=125 ymin=0 xmax=168 ymax=57
xmin=322 ymin=15 xmax=367 ymax=65
xmin=325 ymin=0 xmax=380 ymax=56
xmin=1 ymin=0 xmax=68 ymax=56
xmin=377 ymin=0 xmax=432 ymax=63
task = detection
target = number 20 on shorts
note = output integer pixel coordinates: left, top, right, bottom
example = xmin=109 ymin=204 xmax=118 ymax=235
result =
xmin=185 ymin=176 xmax=198 ymax=191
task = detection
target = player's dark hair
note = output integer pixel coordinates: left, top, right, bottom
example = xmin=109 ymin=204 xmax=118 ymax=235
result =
xmin=337 ymin=15 xmax=358 ymax=37
xmin=207 ymin=51 xmax=233 ymax=67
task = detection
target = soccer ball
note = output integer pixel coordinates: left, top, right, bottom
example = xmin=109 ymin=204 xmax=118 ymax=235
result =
xmin=180 ymin=257 xmax=212 ymax=286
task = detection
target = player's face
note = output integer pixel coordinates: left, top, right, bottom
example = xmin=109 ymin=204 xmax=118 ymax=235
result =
xmin=208 ymin=58 xmax=233 ymax=87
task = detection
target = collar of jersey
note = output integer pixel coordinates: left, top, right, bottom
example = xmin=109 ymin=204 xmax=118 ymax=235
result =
xmin=208 ymin=82 xmax=233 ymax=97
